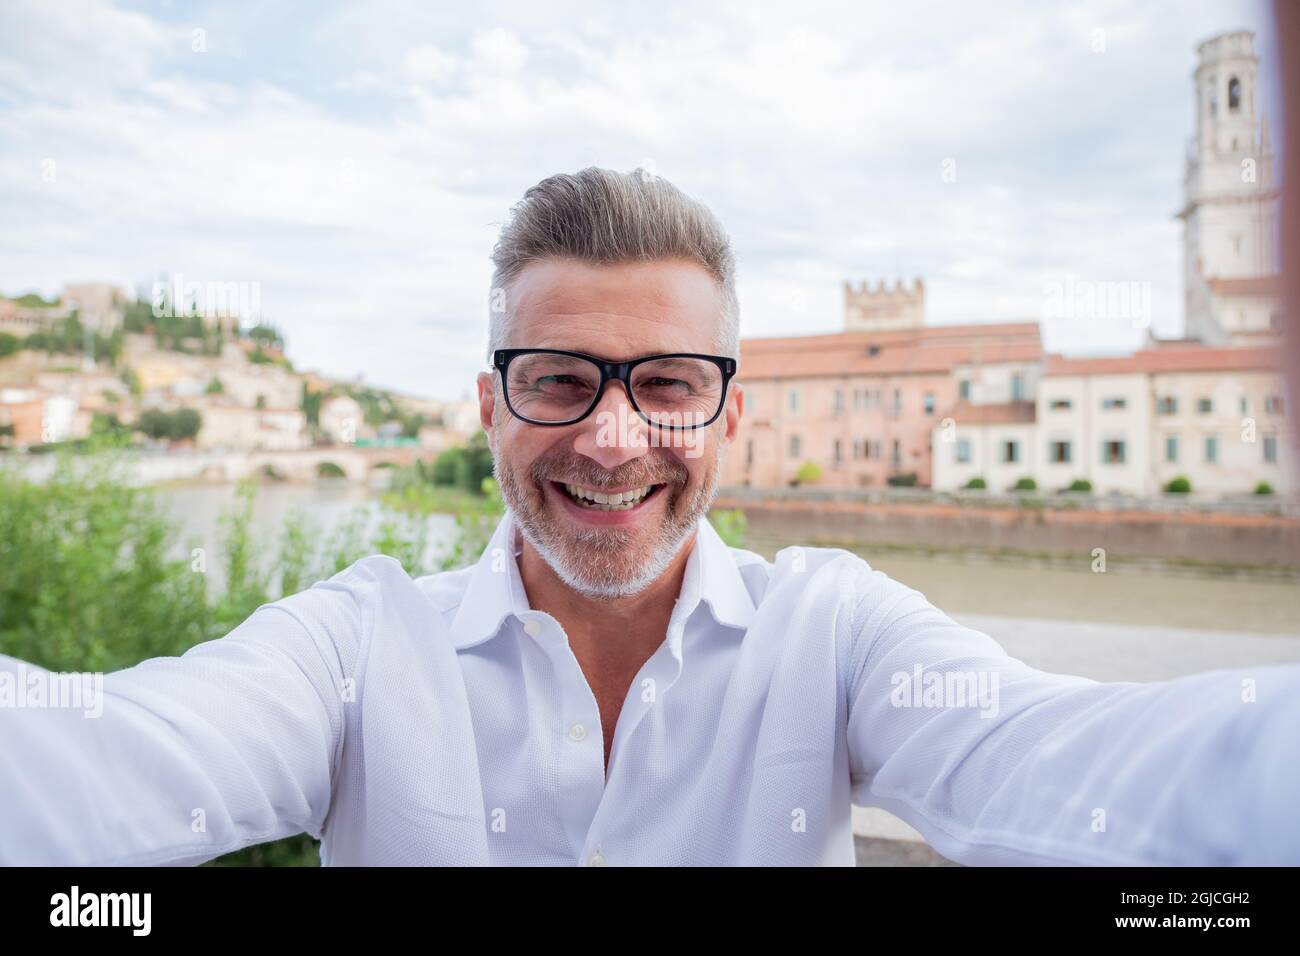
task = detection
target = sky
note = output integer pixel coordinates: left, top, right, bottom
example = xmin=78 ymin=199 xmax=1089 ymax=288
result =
xmin=0 ymin=0 xmax=1282 ymax=400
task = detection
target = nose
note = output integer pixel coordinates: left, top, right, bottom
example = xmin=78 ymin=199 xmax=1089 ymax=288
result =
xmin=570 ymin=378 xmax=652 ymax=471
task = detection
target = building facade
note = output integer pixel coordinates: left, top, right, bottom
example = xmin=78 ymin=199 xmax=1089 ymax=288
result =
xmin=1177 ymin=31 xmax=1281 ymax=344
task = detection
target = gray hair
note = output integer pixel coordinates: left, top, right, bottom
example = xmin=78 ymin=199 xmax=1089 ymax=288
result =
xmin=487 ymin=166 xmax=739 ymax=361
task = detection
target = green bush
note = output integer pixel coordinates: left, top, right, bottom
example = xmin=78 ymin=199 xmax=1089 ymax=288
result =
xmin=0 ymin=454 xmax=495 ymax=866
xmin=707 ymin=509 xmax=747 ymax=548
xmin=964 ymin=476 xmax=987 ymax=490
xmin=793 ymin=460 xmax=822 ymax=486
xmin=136 ymin=407 xmax=201 ymax=442
xmin=1164 ymin=475 xmax=1191 ymax=494
xmin=1011 ymin=477 xmax=1037 ymax=491
xmin=886 ymin=472 xmax=918 ymax=487
xmin=429 ymin=432 xmax=494 ymax=494
xmin=1254 ymin=480 xmax=1274 ymax=496
xmin=1066 ymin=478 xmax=1092 ymax=493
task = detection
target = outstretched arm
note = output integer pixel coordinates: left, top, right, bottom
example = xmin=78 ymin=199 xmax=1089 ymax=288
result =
xmin=845 ymin=568 xmax=1300 ymax=865
xmin=0 ymin=581 xmax=362 ymax=866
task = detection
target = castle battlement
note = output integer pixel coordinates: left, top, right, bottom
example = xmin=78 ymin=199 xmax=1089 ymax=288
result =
xmin=844 ymin=277 xmax=925 ymax=331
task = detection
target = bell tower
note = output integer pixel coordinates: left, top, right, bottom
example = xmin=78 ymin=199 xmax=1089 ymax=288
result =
xmin=1178 ymin=31 xmax=1280 ymax=344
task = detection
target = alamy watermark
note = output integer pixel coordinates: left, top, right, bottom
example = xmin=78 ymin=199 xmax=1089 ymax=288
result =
xmin=594 ymin=404 xmax=709 ymax=459
xmin=1044 ymin=277 xmax=1152 ymax=330
xmin=151 ymin=273 xmax=262 ymax=323
xmin=890 ymin=663 xmax=1000 ymax=718
xmin=0 ymin=663 xmax=104 ymax=718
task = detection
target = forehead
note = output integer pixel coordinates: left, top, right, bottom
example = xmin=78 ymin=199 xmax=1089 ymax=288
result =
xmin=506 ymin=258 xmax=723 ymax=359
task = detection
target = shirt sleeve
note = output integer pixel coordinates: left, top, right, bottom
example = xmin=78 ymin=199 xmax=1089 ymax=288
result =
xmin=844 ymin=566 xmax=1300 ymax=865
xmin=0 ymin=577 xmax=365 ymax=866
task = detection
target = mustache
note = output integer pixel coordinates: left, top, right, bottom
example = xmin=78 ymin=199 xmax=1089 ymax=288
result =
xmin=529 ymin=451 xmax=688 ymax=490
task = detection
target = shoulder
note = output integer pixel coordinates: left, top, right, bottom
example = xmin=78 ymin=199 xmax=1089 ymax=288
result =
xmin=737 ymin=541 xmax=921 ymax=619
xmin=269 ymin=554 xmax=425 ymax=642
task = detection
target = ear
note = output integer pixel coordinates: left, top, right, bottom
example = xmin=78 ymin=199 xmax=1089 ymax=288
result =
xmin=476 ymin=371 xmax=497 ymax=453
xmin=721 ymin=382 xmax=744 ymax=445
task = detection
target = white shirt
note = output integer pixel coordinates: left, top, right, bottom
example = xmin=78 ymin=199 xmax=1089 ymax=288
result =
xmin=2 ymin=508 xmax=1298 ymax=866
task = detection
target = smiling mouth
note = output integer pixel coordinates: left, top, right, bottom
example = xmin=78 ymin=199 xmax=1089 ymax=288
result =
xmin=554 ymin=481 xmax=665 ymax=512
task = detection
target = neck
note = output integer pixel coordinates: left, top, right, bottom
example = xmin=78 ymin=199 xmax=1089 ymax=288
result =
xmin=516 ymin=525 xmax=696 ymax=664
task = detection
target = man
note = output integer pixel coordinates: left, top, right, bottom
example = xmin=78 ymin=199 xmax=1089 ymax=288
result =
xmin=2 ymin=167 xmax=1298 ymax=866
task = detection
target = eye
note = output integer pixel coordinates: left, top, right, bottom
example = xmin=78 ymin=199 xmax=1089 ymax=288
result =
xmin=641 ymin=376 xmax=687 ymax=388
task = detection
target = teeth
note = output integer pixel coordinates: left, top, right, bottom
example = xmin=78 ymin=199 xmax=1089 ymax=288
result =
xmin=562 ymin=483 xmax=655 ymax=511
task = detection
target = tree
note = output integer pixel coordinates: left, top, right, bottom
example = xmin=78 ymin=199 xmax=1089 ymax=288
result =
xmin=793 ymin=460 xmax=822 ymax=486
xmin=172 ymin=408 xmax=201 ymax=441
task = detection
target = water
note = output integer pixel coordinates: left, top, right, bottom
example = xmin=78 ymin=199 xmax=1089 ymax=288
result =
xmin=152 ymin=481 xmax=459 ymax=593
xmin=149 ymin=482 xmax=1300 ymax=637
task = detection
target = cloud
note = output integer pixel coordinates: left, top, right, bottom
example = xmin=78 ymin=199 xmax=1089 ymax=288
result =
xmin=0 ymin=0 xmax=1278 ymax=397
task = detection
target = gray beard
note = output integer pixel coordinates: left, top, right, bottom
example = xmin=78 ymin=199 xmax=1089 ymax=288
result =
xmin=495 ymin=444 xmax=726 ymax=600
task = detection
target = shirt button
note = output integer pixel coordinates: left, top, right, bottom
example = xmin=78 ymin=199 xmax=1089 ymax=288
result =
xmin=586 ymin=850 xmax=606 ymax=866
xmin=568 ymin=723 xmax=587 ymax=742
xmin=523 ymin=618 xmax=541 ymax=636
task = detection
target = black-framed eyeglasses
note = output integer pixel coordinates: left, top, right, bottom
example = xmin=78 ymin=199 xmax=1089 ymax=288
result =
xmin=493 ymin=348 xmax=737 ymax=429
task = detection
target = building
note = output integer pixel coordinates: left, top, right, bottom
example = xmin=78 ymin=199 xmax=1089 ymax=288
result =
xmin=195 ymin=404 xmax=309 ymax=452
xmin=1177 ymin=31 xmax=1281 ymax=345
xmin=722 ymin=319 xmax=1042 ymax=489
xmin=320 ymin=394 xmax=364 ymax=444
xmin=931 ymin=344 xmax=1293 ymax=496
xmin=0 ymin=387 xmax=81 ymax=446
xmin=844 ymin=278 xmax=925 ymax=332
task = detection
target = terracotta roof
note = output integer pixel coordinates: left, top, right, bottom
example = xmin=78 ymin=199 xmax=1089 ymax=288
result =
xmin=738 ymin=322 xmax=1042 ymax=380
xmin=1043 ymin=346 xmax=1279 ymax=377
xmin=939 ymin=401 xmax=1036 ymax=425
xmin=1206 ymin=276 xmax=1281 ymax=296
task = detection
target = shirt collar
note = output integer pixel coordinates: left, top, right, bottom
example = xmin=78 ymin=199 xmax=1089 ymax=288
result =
xmin=447 ymin=507 xmax=755 ymax=651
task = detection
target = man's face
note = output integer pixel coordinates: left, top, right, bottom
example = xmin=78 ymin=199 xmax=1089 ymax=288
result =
xmin=476 ymin=258 xmax=743 ymax=599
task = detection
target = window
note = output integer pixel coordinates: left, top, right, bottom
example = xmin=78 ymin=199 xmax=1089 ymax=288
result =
xmin=1049 ymin=440 xmax=1071 ymax=464
xmin=891 ymin=388 xmax=901 ymax=416
xmin=788 ymin=435 xmax=801 ymax=458
xmin=1011 ymin=373 xmax=1023 ymax=401
xmin=923 ymin=392 xmax=935 ymax=415
xmin=891 ymin=439 xmax=901 ymax=468
xmin=788 ymin=389 xmax=800 ymax=414
xmin=1156 ymin=396 xmax=1177 ymax=415
xmin=854 ymin=389 xmax=866 ymax=410
xmin=745 ymin=440 xmax=754 ymax=467
xmin=832 ymin=439 xmax=842 ymax=466
xmin=1102 ymin=440 xmax=1126 ymax=464
xmin=853 ymin=438 xmax=862 ymax=460
xmin=1266 ymin=395 xmax=1284 ymax=415
xmin=1228 ymin=75 xmax=1241 ymax=111
xmin=1049 ymin=398 xmax=1072 ymax=411
xmin=958 ymin=379 xmax=971 ymax=400
xmin=1003 ymin=440 xmax=1019 ymax=464
xmin=1197 ymin=397 xmax=1212 ymax=414
xmin=1239 ymin=396 xmax=1248 ymax=414
xmin=956 ymin=438 xmax=972 ymax=464
xmin=1264 ymin=435 xmax=1278 ymax=464
xmin=833 ymin=389 xmax=843 ymax=415
xmin=1165 ymin=435 xmax=1178 ymax=463
xmin=1102 ymin=396 xmax=1127 ymax=410
xmin=1205 ymin=435 xmax=1217 ymax=463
